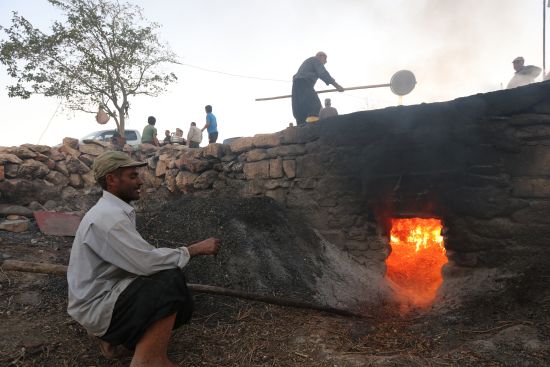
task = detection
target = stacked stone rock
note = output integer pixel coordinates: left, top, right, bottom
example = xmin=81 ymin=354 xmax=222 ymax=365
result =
xmin=0 ymin=130 xmax=323 ymax=212
xmin=0 ymin=138 xmax=105 ymax=211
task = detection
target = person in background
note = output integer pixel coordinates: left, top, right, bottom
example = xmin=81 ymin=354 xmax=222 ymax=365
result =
xmin=507 ymin=56 xmax=542 ymax=89
xmin=171 ymin=128 xmax=186 ymax=145
xmin=67 ymin=151 xmax=221 ymax=366
xmin=291 ymin=51 xmax=344 ymax=125
xmin=202 ymin=105 xmax=218 ymax=144
xmin=110 ymin=131 xmax=124 ymax=151
xmin=187 ymin=122 xmax=202 ymax=148
xmin=141 ymin=116 xmax=159 ymax=146
xmin=318 ymin=98 xmax=338 ymax=120
xmin=162 ymin=130 xmax=171 ymax=145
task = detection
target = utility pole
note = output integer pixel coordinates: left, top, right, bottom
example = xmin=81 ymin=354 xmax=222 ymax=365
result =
xmin=544 ymin=0 xmax=547 ymax=76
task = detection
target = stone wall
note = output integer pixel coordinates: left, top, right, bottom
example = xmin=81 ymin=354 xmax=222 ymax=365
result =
xmin=3 ymin=81 xmax=550 ymax=309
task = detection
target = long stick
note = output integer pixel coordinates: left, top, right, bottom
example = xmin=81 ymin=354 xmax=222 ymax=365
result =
xmin=0 ymin=260 xmax=363 ymax=318
xmin=255 ymin=83 xmax=390 ymax=101
xmin=1 ymin=260 xmax=68 ymax=276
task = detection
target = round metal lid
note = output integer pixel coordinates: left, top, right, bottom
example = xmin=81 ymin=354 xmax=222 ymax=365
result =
xmin=390 ymin=70 xmax=417 ymax=96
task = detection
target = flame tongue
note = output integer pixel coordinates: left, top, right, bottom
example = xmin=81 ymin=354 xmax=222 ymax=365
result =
xmin=386 ymin=218 xmax=447 ymax=308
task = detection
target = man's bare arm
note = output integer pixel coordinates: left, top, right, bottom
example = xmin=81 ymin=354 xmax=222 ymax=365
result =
xmin=332 ymin=82 xmax=344 ymax=92
xmin=187 ymin=237 xmax=220 ymax=257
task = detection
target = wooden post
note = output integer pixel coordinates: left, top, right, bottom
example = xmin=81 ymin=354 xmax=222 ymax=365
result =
xmin=0 ymin=260 xmax=365 ymax=318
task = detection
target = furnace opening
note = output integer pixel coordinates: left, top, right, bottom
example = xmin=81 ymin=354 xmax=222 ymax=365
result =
xmin=386 ymin=218 xmax=448 ymax=309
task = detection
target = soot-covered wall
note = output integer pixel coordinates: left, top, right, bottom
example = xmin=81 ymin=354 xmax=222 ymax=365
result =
xmin=305 ymin=81 xmax=550 ymax=305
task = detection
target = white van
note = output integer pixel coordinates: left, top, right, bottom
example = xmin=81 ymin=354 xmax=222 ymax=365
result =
xmin=80 ymin=129 xmax=142 ymax=147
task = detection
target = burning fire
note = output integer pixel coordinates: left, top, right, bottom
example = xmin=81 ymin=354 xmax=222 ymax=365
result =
xmin=386 ymin=218 xmax=447 ymax=309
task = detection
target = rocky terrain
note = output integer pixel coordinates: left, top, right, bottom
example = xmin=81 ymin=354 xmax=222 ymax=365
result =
xmin=1 ymin=196 xmax=549 ymax=366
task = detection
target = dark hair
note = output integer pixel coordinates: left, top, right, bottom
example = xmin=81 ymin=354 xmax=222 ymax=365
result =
xmin=191 ymin=122 xmax=196 ymax=126
xmin=97 ymin=176 xmax=108 ymax=190
xmin=96 ymin=169 xmax=121 ymax=190
xmin=148 ymin=116 xmax=156 ymax=125
xmin=205 ymin=105 xmax=212 ymax=113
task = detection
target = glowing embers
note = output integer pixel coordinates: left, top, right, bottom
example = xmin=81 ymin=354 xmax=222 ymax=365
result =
xmin=386 ymin=218 xmax=448 ymax=309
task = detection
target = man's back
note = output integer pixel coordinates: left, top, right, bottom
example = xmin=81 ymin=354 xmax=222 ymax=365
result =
xmin=188 ymin=126 xmax=202 ymax=143
xmin=67 ymin=193 xmax=135 ymax=335
xmin=67 ymin=191 xmax=190 ymax=336
xmin=293 ymin=56 xmax=334 ymax=85
xmin=507 ymin=65 xmax=542 ymax=89
xmin=319 ymin=106 xmax=338 ymax=120
xmin=206 ymin=113 xmax=217 ymax=133
xmin=142 ymin=124 xmax=156 ymax=143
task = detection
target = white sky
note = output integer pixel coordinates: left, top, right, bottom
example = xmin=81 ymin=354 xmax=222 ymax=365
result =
xmin=0 ymin=0 xmax=547 ymax=147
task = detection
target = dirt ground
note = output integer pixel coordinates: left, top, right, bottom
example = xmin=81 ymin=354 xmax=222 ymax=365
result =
xmin=1 ymin=203 xmax=549 ymax=366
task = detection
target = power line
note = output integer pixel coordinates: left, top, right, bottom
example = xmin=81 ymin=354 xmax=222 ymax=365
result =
xmin=174 ymin=62 xmax=386 ymax=101
xmin=37 ymin=99 xmax=63 ymax=144
xmin=175 ymin=62 xmax=290 ymax=83
xmin=174 ymin=62 xmax=396 ymax=101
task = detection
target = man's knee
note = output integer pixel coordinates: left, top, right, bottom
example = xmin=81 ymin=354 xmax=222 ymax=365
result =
xmin=147 ymin=269 xmax=194 ymax=327
xmin=152 ymin=268 xmax=183 ymax=279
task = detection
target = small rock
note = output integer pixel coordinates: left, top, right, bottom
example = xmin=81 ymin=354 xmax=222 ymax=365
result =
xmin=0 ymin=204 xmax=33 ymax=217
xmin=13 ymin=291 xmax=42 ymax=306
xmin=6 ymin=214 xmax=23 ymax=220
xmin=62 ymin=137 xmax=79 ymax=149
xmin=43 ymin=200 xmax=58 ymax=211
xmin=27 ymin=201 xmax=46 ymax=211
xmin=0 ymin=218 xmax=29 ymax=233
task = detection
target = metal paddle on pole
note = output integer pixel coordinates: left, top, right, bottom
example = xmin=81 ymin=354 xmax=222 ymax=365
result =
xmin=255 ymin=70 xmax=417 ymax=102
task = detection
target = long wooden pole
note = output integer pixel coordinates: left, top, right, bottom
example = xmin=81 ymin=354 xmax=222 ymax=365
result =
xmin=0 ymin=260 xmax=363 ymax=318
xmin=255 ymin=83 xmax=390 ymax=101
xmin=1 ymin=260 xmax=68 ymax=276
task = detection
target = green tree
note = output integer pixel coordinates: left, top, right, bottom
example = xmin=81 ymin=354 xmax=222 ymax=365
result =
xmin=0 ymin=0 xmax=178 ymax=137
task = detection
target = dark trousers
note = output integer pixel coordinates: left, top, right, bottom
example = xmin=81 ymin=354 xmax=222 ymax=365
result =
xmin=209 ymin=132 xmax=218 ymax=143
xmin=189 ymin=141 xmax=200 ymax=148
xmin=101 ymin=269 xmax=194 ymax=350
xmin=292 ymin=78 xmax=321 ymax=126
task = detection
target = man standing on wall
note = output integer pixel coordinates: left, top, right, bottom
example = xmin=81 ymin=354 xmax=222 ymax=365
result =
xmin=67 ymin=151 xmax=220 ymax=366
xmin=141 ymin=116 xmax=159 ymax=146
xmin=187 ymin=122 xmax=202 ymax=148
xmin=507 ymin=56 xmax=542 ymax=89
xmin=292 ymin=51 xmax=344 ymax=126
xmin=202 ymin=105 xmax=218 ymax=144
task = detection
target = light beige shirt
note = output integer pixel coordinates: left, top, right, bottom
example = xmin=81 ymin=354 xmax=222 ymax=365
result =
xmin=67 ymin=191 xmax=190 ymax=336
xmin=187 ymin=126 xmax=202 ymax=143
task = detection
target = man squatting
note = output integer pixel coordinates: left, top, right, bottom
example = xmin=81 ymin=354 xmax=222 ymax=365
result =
xmin=67 ymin=151 xmax=221 ymax=367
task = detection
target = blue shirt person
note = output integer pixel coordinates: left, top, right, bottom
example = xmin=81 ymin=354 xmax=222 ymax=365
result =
xmin=202 ymin=105 xmax=219 ymax=144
